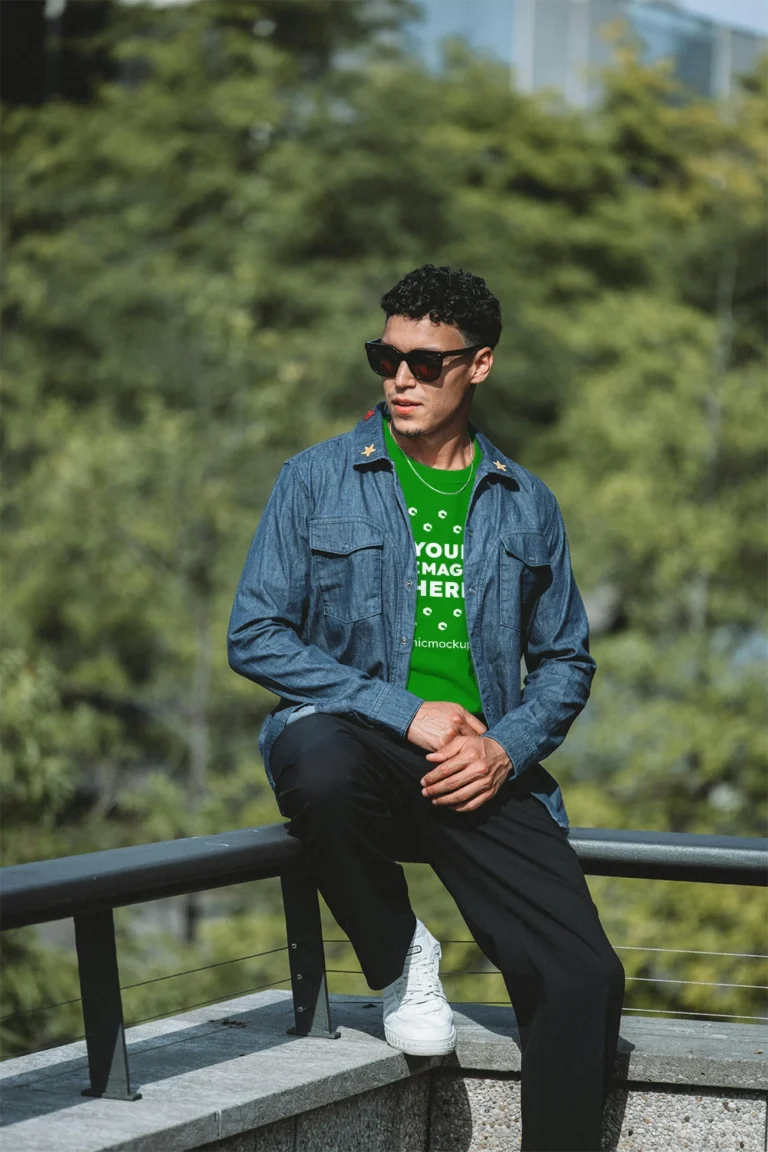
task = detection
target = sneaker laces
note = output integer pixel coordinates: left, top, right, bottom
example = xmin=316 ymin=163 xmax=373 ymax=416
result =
xmin=397 ymin=941 xmax=448 ymax=1008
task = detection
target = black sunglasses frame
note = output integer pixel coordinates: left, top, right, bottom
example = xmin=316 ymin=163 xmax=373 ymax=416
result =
xmin=365 ymin=338 xmax=486 ymax=383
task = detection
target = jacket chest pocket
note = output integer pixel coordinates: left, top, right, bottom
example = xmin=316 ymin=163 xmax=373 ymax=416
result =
xmin=499 ymin=530 xmax=552 ymax=632
xmin=309 ymin=518 xmax=384 ymax=623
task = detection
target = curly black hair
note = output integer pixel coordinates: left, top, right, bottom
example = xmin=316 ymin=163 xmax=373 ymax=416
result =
xmin=380 ymin=264 xmax=502 ymax=349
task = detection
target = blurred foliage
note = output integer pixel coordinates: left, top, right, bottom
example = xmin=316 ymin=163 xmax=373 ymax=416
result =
xmin=1 ymin=0 xmax=766 ymax=1057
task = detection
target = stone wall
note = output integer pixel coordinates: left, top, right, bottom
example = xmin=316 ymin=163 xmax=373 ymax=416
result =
xmin=2 ymin=991 xmax=766 ymax=1151
xmin=196 ymin=1071 xmax=767 ymax=1152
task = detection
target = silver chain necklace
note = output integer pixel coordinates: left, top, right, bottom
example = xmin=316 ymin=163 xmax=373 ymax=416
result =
xmin=401 ymin=441 xmax=476 ymax=496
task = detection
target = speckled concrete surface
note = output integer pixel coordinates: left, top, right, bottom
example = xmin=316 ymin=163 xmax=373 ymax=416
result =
xmin=295 ymin=1075 xmax=430 ymax=1151
xmin=428 ymin=1075 xmax=766 ymax=1152
xmin=429 ymin=1074 xmax=522 ymax=1151
xmin=600 ymin=1085 xmax=767 ymax=1152
xmin=198 ymin=1116 xmax=295 ymax=1151
xmin=198 ymin=1077 xmax=430 ymax=1152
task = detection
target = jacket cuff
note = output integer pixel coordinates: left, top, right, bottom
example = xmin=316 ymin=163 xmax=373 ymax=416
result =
xmin=483 ymin=713 xmax=540 ymax=781
xmin=368 ymin=682 xmax=425 ymax=737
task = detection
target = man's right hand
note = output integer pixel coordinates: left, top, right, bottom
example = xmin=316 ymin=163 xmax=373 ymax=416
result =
xmin=406 ymin=701 xmax=487 ymax=752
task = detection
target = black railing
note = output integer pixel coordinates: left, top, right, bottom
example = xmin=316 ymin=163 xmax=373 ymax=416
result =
xmin=1 ymin=825 xmax=765 ymax=1102
xmin=0 ymin=826 xmax=339 ymax=1101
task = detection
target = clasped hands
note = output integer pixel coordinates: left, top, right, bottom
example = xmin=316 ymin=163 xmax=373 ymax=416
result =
xmin=405 ymin=701 xmax=513 ymax=813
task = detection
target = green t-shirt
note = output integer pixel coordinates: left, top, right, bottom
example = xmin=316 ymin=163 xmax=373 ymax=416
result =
xmin=383 ymin=415 xmax=483 ymax=713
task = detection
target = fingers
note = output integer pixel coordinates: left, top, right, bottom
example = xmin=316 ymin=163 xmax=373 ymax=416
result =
xmin=449 ymin=789 xmax=496 ymax=812
xmin=447 ymin=711 xmax=474 ymax=743
xmin=424 ymin=768 xmax=481 ymax=799
xmin=422 ymin=745 xmax=474 ymax=783
xmin=462 ymin=711 xmax=488 ymax=736
xmin=423 ymin=758 xmax=491 ymax=796
xmin=415 ymin=704 xmax=486 ymax=760
xmin=425 ymin=735 xmax=463 ymax=762
xmin=429 ymin=777 xmax=494 ymax=807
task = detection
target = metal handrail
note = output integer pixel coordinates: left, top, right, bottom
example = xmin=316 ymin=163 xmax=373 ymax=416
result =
xmin=562 ymin=827 xmax=767 ymax=885
xmin=1 ymin=824 xmax=765 ymax=1103
xmin=0 ymin=824 xmax=304 ymax=931
xmin=0 ymin=824 xmax=335 ymax=1102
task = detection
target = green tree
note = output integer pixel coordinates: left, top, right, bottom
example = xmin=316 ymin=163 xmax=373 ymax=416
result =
xmin=536 ymin=53 xmax=768 ymax=1021
xmin=2 ymin=0 xmax=765 ymax=1053
xmin=0 ymin=648 xmax=109 ymax=1055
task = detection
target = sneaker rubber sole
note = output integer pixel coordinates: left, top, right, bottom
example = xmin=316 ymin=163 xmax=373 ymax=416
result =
xmin=383 ymin=1022 xmax=457 ymax=1056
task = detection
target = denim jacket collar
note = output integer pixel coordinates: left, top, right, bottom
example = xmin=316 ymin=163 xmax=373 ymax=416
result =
xmin=352 ymin=399 xmax=520 ymax=491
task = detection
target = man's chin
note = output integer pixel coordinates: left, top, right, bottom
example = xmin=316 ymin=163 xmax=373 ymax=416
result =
xmin=394 ymin=426 xmax=425 ymax=438
xmin=390 ymin=414 xmax=427 ymax=438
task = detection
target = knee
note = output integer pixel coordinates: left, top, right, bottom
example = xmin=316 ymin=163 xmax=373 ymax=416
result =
xmin=588 ymin=949 xmax=625 ymax=1009
xmin=605 ymin=950 xmax=626 ymax=1002
xmin=273 ymin=715 xmax=367 ymax=817
xmin=556 ymin=948 xmax=625 ymax=1005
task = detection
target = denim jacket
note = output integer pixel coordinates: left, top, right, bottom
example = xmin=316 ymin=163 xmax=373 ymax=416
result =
xmin=227 ymin=399 xmax=597 ymax=830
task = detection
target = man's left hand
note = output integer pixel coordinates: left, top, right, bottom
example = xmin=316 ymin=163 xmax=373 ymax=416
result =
xmin=420 ymin=735 xmax=513 ymax=812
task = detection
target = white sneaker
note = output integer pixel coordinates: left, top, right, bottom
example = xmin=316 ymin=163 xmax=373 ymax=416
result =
xmin=382 ymin=920 xmax=456 ymax=1056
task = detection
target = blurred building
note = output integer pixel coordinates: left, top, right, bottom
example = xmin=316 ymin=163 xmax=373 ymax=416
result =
xmin=410 ymin=0 xmax=767 ymax=105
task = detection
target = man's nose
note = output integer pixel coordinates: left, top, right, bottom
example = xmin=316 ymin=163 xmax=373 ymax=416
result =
xmin=395 ymin=359 xmax=415 ymax=386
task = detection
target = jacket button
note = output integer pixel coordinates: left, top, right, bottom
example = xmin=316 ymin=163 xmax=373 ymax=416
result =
xmin=401 ymin=636 xmax=408 ymax=644
xmin=406 ymin=580 xmax=412 ymax=587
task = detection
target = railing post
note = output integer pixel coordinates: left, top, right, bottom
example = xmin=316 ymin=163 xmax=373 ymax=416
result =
xmin=74 ymin=909 xmax=141 ymax=1099
xmin=280 ymin=868 xmax=340 ymax=1039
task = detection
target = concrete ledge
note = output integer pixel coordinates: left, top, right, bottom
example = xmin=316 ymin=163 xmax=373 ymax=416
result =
xmin=1 ymin=991 xmax=765 ymax=1151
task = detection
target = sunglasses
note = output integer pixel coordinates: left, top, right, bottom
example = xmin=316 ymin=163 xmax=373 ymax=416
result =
xmin=365 ymin=338 xmax=485 ymax=384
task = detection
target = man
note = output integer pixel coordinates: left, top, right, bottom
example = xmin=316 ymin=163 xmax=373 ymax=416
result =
xmin=228 ymin=264 xmax=624 ymax=1151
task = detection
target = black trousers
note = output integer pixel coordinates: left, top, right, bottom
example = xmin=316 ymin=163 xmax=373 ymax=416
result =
xmin=270 ymin=712 xmax=625 ymax=1152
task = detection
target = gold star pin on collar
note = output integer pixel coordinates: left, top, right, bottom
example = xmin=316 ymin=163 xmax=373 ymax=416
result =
xmin=361 ymin=444 xmax=376 ymax=457
xmin=493 ymin=459 xmax=507 ymax=471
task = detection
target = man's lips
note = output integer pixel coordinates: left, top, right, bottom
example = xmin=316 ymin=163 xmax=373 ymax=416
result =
xmin=391 ymin=400 xmax=421 ymax=409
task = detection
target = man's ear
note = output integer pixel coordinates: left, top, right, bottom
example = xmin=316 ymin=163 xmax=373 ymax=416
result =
xmin=471 ymin=348 xmax=493 ymax=384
